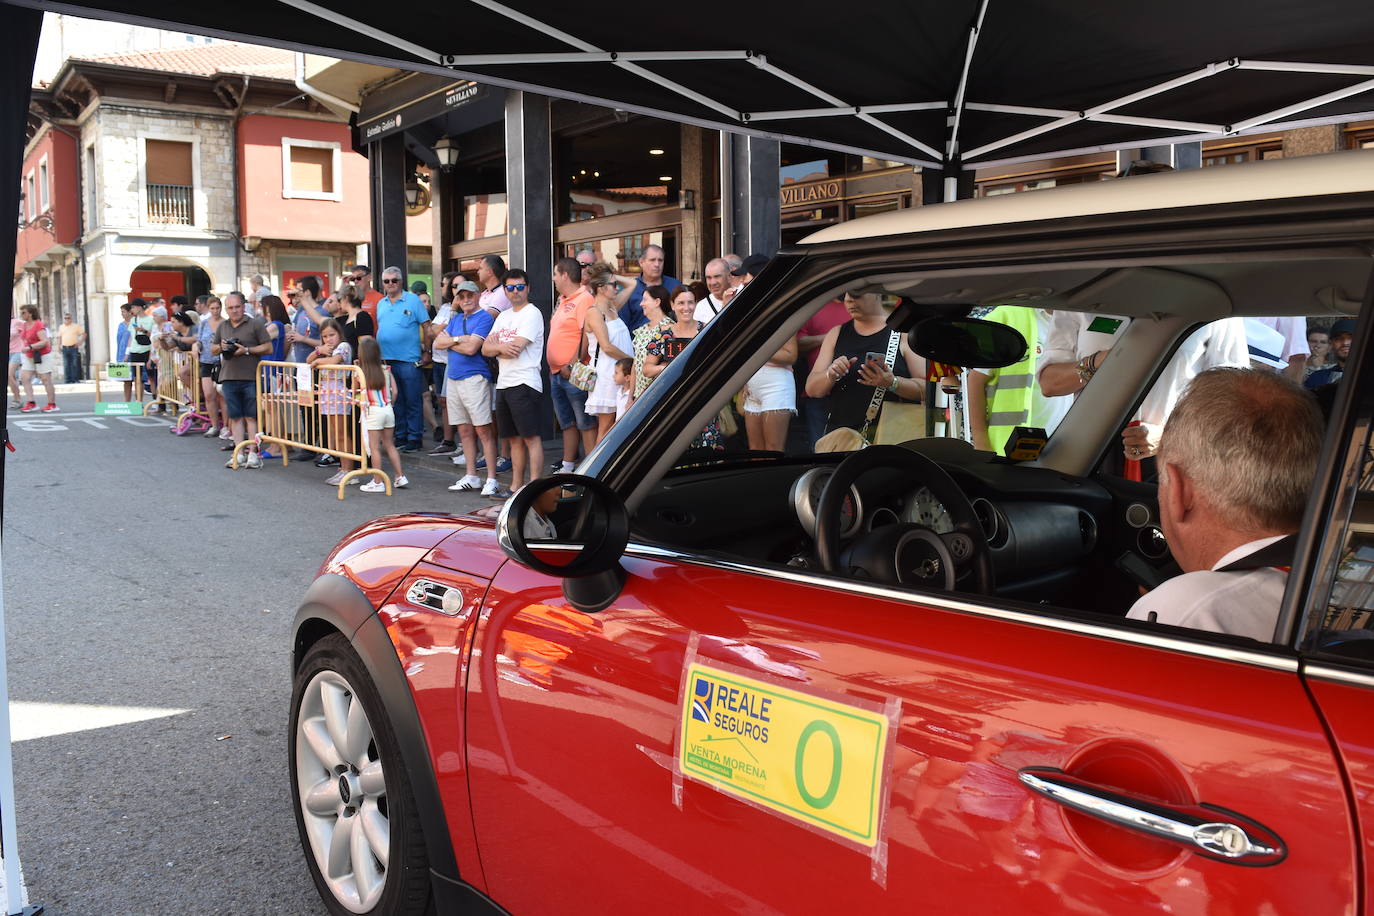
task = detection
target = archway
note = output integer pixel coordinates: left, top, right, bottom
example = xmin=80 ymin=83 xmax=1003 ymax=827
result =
xmin=128 ymin=258 xmax=212 ymax=304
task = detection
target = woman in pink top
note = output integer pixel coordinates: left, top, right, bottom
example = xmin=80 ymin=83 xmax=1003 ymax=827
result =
xmin=8 ymin=316 xmax=23 ymax=408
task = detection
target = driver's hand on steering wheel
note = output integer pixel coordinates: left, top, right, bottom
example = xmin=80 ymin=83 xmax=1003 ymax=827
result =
xmin=857 ymin=359 xmax=894 ymax=389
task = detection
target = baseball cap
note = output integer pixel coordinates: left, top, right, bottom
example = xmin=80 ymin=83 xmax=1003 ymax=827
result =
xmin=731 ymin=254 xmax=769 ymax=278
xmin=1329 ymin=317 xmax=1357 ymax=338
xmin=454 ymin=280 xmax=479 ymax=295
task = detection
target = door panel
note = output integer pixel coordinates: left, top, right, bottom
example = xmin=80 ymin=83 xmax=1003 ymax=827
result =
xmin=466 ymin=556 xmax=1355 ymax=914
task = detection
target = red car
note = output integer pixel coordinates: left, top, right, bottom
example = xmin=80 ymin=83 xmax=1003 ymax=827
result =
xmin=290 ymin=151 xmax=1374 ymax=914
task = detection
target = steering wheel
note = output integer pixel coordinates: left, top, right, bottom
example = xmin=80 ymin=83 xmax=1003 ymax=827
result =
xmin=815 ymin=444 xmax=994 ymax=595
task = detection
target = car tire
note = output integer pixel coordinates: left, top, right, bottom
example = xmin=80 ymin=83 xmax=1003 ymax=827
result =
xmin=290 ymin=633 xmax=432 ymax=916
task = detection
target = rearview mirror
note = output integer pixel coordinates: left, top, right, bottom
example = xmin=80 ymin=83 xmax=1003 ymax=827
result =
xmin=910 ymin=317 xmax=1028 ymax=369
xmin=497 ymin=474 xmax=630 ymax=612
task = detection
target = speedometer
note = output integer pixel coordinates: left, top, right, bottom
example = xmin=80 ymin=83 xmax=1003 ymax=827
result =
xmin=790 ymin=467 xmax=863 ymax=539
xmin=904 ymin=486 xmax=954 ymax=533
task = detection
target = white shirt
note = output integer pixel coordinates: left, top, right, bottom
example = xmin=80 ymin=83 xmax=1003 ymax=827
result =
xmin=1036 ymin=311 xmax=1130 ymax=380
xmin=430 ymin=303 xmax=453 ymax=364
xmin=490 ymin=303 xmax=545 ymax=391
xmin=1127 ymin=535 xmax=1290 ymax=641
xmin=480 ymin=285 xmax=511 ymax=315
xmin=1031 ymin=310 xmax=1072 ymax=434
xmin=1252 ymin=316 xmax=1309 ymax=361
xmin=1137 ymin=318 xmax=1250 ymax=426
xmin=694 ymin=294 xmax=727 ymax=325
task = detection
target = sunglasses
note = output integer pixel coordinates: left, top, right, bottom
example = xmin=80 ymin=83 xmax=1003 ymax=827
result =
xmin=382 ymin=278 xmax=401 ymax=284
xmin=505 ymin=283 xmax=527 ymax=292
xmin=349 ymin=275 xmax=364 ymax=281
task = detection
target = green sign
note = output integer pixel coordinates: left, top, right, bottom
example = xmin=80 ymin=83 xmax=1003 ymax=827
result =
xmin=94 ymin=402 xmax=144 ymax=416
xmin=106 ymin=362 xmax=133 ymax=380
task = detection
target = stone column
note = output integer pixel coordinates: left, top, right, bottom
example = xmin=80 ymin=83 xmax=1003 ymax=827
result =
xmin=678 ymin=124 xmax=711 ymax=280
xmin=1283 ymin=126 xmax=1341 ymax=158
xmin=368 ymin=133 xmax=408 ymax=280
xmin=726 ymin=133 xmax=780 ymax=258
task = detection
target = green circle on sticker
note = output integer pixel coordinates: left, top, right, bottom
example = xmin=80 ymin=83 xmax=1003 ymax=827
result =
xmin=795 ymin=719 xmax=843 ymax=809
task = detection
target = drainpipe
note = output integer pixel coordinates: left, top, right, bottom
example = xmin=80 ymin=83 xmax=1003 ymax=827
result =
xmin=294 ymin=53 xmax=359 ymax=114
xmin=231 ymin=74 xmax=248 ymax=291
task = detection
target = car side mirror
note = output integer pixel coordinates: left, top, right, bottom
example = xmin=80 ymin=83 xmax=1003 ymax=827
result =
xmin=496 ymin=474 xmax=630 ymax=613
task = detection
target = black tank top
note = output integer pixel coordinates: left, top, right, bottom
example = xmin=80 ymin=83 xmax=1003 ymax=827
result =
xmin=825 ymin=322 xmax=910 ymax=433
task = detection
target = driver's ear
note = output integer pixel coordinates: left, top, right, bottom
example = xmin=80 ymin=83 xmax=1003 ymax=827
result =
xmin=1162 ymin=461 xmax=1194 ymax=522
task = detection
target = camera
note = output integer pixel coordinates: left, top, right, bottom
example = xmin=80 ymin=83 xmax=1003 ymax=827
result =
xmin=221 ymin=337 xmax=242 ymax=356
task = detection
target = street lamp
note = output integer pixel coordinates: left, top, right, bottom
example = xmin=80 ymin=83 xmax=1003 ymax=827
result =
xmin=434 ymin=136 xmax=459 ymax=171
xmin=404 ymin=178 xmax=422 ymax=208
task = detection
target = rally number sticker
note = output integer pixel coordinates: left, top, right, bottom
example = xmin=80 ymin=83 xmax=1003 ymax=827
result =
xmin=678 ymin=662 xmax=890 ymax=847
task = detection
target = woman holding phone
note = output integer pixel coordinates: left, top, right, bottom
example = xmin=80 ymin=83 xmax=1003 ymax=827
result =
xmin=804 ymin=290 xmax=924 ymax=440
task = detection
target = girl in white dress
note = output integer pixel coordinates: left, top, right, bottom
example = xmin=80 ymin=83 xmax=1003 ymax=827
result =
xmin=582 ymin=264 xmax=633 ymax=442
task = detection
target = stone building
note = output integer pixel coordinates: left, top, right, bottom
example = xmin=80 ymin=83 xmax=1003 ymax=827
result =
xmin=20 ymin=41 xmax=431 ymax=369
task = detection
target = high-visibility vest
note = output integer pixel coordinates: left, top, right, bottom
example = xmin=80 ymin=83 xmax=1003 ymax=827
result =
xmin=984 ymin=307 xmax=1040 ymax=455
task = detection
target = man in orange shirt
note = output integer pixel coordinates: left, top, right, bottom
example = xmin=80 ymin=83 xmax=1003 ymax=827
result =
xmin=547 ymin=256 xmax=597 ymax=472
xmin=347 ymin=265 xmax=384 ymax=319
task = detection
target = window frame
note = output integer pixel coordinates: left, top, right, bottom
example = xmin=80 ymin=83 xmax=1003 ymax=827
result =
xmin=24 ymin=170 xmax=35 ymax=220
xmin=280 ymin=137 xmax=343 ymax=202
xmin=37 ymin=154 xmax=49 ymax=213
xmin=136 ymin=131 xmax=203 ymax=230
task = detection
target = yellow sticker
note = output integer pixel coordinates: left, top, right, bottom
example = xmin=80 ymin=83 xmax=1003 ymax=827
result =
xmin=678 ymin=662 xmax=891 ymax=847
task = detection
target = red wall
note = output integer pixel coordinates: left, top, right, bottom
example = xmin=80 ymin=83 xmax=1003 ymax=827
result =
xmin=14 ymin=129 xmax=80 ymax=277
xmin=237 ymin=113 xmax=433 ymax=249
xmin=238 ymin=114 xmax=370 ymax=243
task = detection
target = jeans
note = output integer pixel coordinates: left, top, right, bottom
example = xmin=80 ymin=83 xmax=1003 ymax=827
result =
xmin=802 ymin=396 xmax=830 ymax=450
xmin=387 ymin=360 xmax=425 ymax=447
xmin=62 ymin=346 xmax=82 ymax=383
xmin=549 ymin=372 xmax=595 ymax=431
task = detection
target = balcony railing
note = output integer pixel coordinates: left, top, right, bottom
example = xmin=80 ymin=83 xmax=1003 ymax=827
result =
xmin=147 ymin=184 xmax=193 ymax=225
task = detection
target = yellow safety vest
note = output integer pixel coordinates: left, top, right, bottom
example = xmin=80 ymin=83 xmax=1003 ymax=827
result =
xmin=983 ymin=307 xmax=1040 ymax=455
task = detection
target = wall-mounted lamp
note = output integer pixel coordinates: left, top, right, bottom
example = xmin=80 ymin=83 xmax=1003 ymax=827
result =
xmin=679 ymin=189 xmax=696 ymax=211
xmin=404 ymin=179 xmax=422 ymax=208
xmin=434 ymin=136 xmax=459 ymax=171
xmin=241 ymin=235 xmax=262 ymax=252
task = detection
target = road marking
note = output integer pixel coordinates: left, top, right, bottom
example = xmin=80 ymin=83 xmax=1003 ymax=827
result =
xmin=9 ymin=701 xmax=191 ymax=741
xmin=11 ymin=415 xmax=173 ymax=432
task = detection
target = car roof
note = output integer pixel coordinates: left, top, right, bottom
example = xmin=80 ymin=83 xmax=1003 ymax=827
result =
xmin=800 ymin=149 xmax=1374 ymax=245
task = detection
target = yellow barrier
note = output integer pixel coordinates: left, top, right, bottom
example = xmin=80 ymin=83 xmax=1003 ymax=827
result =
xmin=93 ymin=361 xmax=149 ymax=414
xmin=231 ymin=359 xmax=390 ymax=499
xmin=150 ymin=344 xmax=198 ymax=418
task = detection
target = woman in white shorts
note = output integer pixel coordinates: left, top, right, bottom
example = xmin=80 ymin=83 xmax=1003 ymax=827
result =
xmin=742 ymin=336 xmax=798 ymax=452
xmin=17 ymin=305 xmax=57 ymax=413
xmin=581 ymin=265 xmax=633 ymax=442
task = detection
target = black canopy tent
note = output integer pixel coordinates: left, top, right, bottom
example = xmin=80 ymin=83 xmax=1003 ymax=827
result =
xmin=0 ymin=1 xmax=1372 ymax=911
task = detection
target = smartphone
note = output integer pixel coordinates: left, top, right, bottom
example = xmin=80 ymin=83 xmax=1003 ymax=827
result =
xmin=864 ymin=351 xmax=885 ymax=367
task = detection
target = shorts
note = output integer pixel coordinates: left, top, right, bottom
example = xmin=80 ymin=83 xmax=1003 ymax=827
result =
xmin=363 ymin=404 xmax=395 ymax=431
xmin=21 ymin=351 xmax=54 ymax=374
xmin=222 ymin=379 xmax=257 ymax=420
xmin=743 ymin=365 xmax=797 ymax=414
xmin=198 ymin=361 xmax=219 ymax=380
xmin=8 ymin=352 xmax=19 ymax=365
xmin=431 ymin=363 xmax=447 ymax=397
xmin=550 ymin=371 xmax=596 ymax=431
xmin=495 ymin=383 xmax=542 ymax=439
xmin=447 ymin=373 xmax=493 ymax=427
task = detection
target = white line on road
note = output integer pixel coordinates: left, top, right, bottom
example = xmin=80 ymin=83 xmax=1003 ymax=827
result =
xmin=9 ymin=701 xmax=191 ymax=741
xmin=10 ymin=415 xmax=174 ymax=432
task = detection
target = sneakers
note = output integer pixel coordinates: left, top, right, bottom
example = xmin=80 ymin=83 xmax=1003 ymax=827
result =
xmin=480 ymin=479 xmax=503 ymax=498
xmin=245 ymin=450 xmax=263 ymax=469
xmin=430 ymin=441 xmax=458 ymax=456
xmin=394 ymin=475 xmax=409 ymax=489
xmin=314 ymin=454 xmax=339 ymax=468
xmin=203 ymin=425 xmax=220 ymax=438
xmin=324 ymin=471 xmax=360 ymax=486
xmin=225 ymin=453 xmax=242 ymax=469
xmin=219 ymin=427 xmax=233 ymax=440
xmin=19 ymin=402 xmax=36 ymax=413
xmin=485 ymin=484 xmax=514 ymax=500
xmin=449 ymin=476 xmax=482 ymax=492
xmin=360 ymin=479 xmax=387 ymax=493
xmin=450 ymin=452 xmax=467 ymax=465
xmin=476 ymin=456 xmax=513 ymax=473
xmin=399 ymin=443 xmax=420 ymax=453
xmin=42 ymin=403 xmax=58 ymax=413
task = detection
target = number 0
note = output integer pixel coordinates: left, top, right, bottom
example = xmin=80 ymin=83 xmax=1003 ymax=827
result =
xmin=794 ymin=720 xmax=842 ymax=809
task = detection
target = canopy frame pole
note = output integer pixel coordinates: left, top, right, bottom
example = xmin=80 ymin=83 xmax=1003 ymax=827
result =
xmin=440 ymin=50 xmax=752 ymax=66
xmin=746 ymin=102 xmax=947 ymax=122
xmin=273 ymin=0 xmax=442 ymax=64
xmin=962 ymin=60 xmax=1237 ymax=160
xmin=945 ymin=0 xmax=990 ymax=161
xmin=747 ymin=55 xmax=943 ymax=160
xmin=966 ymin=102 xmax=1225 ymax=133
xmin=1236 ymin=60 xmax=1374 ymax=76
xmin=463 ymin=0 xmax=740 ymax=118
xmin=1230 ymin=75 xmax=1374 ymax=132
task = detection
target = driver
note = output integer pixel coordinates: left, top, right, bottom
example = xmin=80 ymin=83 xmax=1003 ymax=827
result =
xmin=1127 ymin=368 xmax=1323 ymax=640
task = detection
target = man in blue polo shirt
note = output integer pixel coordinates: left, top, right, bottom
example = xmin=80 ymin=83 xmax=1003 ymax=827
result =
xmin=434 ymin=280 xmax=502 ymax=497
xmin=375 ymin=265 xmax=427 ymax=452
xmin=612 ymin=243 xmax=679 ymax=332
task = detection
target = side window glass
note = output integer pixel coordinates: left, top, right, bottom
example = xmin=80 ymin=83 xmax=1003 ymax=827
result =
xmin=1305 ymin=418 xmax=1374 ymax=660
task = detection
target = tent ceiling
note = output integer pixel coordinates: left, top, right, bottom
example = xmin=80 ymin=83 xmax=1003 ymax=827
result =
xmin=10 ymin=0 xmax=1374 ymax=168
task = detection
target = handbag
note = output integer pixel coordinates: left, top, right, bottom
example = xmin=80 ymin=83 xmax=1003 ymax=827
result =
xmin=570 ymin=326 xmax=598 ymax=392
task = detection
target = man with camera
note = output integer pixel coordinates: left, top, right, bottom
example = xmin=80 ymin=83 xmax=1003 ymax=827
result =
xmin=212 ymin=292 xmax=272 ymax=469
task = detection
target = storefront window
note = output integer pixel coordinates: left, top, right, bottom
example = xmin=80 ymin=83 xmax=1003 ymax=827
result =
xmin=464 ymin=193 xmax=508 ymax=241
xmin=565 ymin=229 xmax=678 ymax=278
xmin=557 ymin=117 xmax=680 ymax=221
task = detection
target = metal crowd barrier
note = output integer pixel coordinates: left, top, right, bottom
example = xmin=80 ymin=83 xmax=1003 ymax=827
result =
xmin=92 ymin=361 xmax=149 ymax=415
xmin=150 ymin=344 xmax=196 ymax=418
xmin=231 ymin=359 xmax=391 ymax=498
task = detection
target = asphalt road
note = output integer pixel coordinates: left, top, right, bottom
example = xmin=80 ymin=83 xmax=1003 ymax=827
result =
xmin=2 ymin=390 xmax=498 ymax=914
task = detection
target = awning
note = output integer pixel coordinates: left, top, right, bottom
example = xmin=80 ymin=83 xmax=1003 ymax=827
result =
xmin=8 ymin=0 xmax=1374 ymax=171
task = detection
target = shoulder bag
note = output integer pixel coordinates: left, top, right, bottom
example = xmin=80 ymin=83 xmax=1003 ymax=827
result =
xmin=569 ymin=318 xmax=598 ymax=392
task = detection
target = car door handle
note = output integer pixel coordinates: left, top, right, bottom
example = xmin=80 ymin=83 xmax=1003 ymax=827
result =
xmin=1018 ymin=767 xmax=1286 ymax=866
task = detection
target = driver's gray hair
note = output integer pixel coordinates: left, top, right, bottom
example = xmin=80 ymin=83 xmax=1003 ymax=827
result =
xmin=381 ymin=265 xmax=402 ymax=278
xmin=1160 ymin=367 xmax=1322 ymax=532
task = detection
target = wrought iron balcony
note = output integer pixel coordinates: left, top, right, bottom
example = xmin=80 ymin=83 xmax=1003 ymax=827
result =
xmin=147 ymin=184 xmax=193 ymax=225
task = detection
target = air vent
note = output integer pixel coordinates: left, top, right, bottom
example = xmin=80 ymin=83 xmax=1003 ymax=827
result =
xmin=1137 ymin=526 xmax=1170 ymax=560
xmin=1078 ymin=511 xmax=1098 ymax=552
xmin=1125 ymin=502 xmax=1152 ymax=528
xmin=971 ymin=498 xmax=1007 ymax=549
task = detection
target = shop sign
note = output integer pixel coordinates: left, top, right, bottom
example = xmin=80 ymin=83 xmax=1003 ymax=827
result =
xmin=359 ymin=81 xmax=485 ymax=142
xmin=781 ymin=179 xmax=843 ymax=207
